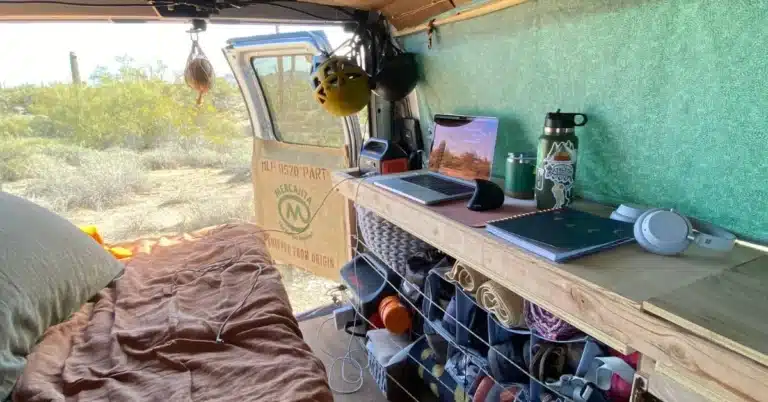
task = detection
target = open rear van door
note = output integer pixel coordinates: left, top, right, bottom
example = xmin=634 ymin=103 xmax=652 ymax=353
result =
xmin=224 ymin=31 xmax=361 ymax=280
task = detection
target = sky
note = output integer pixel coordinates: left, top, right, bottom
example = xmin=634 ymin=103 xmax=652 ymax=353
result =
xmin=433 ymin=117 xmax=499 ymax=161
xmin=0 ymin=22 xmax=349 ymax=86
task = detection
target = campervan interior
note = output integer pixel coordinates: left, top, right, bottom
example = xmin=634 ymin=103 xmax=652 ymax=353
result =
xmin=0 ymin=1 xmax=766 ymax=402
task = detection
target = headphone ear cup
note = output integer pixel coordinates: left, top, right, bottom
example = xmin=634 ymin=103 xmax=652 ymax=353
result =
xmin=633 ymin=209 xmax=691 ymax=255
xmin=634 ymin=209 xmax=660 ymax=253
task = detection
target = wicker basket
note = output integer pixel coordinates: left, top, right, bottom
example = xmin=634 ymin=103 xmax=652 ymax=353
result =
xmin=356 ymin=205 xmax=435 ymax=276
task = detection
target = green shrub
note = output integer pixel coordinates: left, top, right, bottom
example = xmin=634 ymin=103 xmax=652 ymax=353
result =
xmin=0 ymin=58 xmax=247 ymax=150
xmin=0 ymin=137 xmax=61 ymax=181
xmin=0 ymin=137 xmax=99 ymax=181
xmin=24 ymin=148 xmax=148 ymax=212
xmin=0 ymin=115 xmax=34 ymax=138
xmin=140 ymin=137 xmax=251 ymax=170
xmin=178 ymin=196 xmax=254 ymax=232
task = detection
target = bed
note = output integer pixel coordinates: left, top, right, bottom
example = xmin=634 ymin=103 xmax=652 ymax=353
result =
xmin=4 ymin=218 xmax=333 ymax=401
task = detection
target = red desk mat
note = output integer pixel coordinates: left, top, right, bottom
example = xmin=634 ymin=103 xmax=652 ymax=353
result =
xmin=426 ymin=198 xmax=538 ymax=228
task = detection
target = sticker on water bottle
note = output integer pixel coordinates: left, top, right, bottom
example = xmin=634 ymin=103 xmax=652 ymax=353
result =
xmin=541 ymin=140 xmax=577 ymax=208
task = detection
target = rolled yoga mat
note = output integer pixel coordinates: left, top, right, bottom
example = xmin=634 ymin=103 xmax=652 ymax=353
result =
xmin=476 ymin=281 xmax=527 ymax=329
xmin=445 ymin=261 xmax=489 ymax=293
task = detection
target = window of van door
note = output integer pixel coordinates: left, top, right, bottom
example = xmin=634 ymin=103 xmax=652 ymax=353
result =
xmin=251 ymin=55 xmax=344 ymax=148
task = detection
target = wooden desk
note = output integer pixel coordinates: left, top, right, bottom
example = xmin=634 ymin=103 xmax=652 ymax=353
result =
xmin=332 ymin=169 xmax=768 ymax=402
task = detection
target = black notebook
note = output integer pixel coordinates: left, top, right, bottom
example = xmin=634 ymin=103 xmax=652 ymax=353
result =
xmin=485 ymin=208 xmax=635 ymax=262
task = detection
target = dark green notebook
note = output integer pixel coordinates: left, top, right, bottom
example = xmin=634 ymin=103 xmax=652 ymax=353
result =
xmin=486 ymin=208 xmax=635 ymax=262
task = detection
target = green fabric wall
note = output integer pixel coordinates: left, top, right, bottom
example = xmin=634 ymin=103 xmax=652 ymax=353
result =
xmin=401 ymin=0 xmax=768 ymax=242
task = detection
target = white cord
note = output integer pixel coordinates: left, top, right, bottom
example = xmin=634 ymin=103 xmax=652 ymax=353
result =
xmin=316 ymin=315 xmax=367 ymax=394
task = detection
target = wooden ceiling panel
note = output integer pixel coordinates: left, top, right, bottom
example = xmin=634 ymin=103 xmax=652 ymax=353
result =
xmin=297 ymin=0 xmax=394 ymax=11
xmin=0 ymin=0 xmax=159 ymax=20
xmin=301 ymin=0 xmax=474 ymax=29
xmin=0 ymin=0 xmax=493 ymax=32
xmin=386 ymin=1 xmax=454 ymax=30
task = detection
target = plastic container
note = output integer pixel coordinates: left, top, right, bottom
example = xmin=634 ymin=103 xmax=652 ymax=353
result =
xmin=339 ymin=252 xmax=400 ymax=319
xmin=379 ymin=295 xmax=411 ymax=335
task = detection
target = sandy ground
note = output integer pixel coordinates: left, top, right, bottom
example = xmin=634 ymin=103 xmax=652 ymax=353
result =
xmin=3 ymin=168 xmax=339 ymax=313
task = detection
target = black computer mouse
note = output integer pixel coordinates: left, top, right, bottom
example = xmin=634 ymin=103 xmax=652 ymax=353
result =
xmin=467 ymin=179 xmax=505 ymax=211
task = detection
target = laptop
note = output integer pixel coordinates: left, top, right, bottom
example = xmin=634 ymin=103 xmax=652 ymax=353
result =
xmin=374 ymin=114 xmax=499 ymax=205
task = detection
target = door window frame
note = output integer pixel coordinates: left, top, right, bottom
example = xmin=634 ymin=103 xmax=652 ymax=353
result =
xmin=248 ymin=51 xmax=346 ymax=148
xmin=224 ymin=31 xmax=362 ymax=163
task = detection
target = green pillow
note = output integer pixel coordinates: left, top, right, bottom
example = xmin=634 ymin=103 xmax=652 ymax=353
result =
xmin=0 ymin=192 xmax=123 ymax=399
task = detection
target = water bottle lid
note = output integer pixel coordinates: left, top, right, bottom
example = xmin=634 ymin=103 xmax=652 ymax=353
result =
xmin=545 ymin=109 xmax=588 ymax=128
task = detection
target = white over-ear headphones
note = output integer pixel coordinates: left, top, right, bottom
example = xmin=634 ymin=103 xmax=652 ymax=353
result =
xmin=612 ymin=205 xmax=736 ymax=256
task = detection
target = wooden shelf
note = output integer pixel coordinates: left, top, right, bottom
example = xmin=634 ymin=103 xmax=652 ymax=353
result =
xmin=332 ymin=169 xmax=768 ymax=402
xmin=644 ymin=256 xmax=768 ymax=369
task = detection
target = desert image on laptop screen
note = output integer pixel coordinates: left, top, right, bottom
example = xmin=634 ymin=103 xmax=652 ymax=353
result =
xmin=428 ymin=117 xmax=498 ymax=180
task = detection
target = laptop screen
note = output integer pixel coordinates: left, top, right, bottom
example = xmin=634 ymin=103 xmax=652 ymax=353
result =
xmin=427 ymin=115 xmax=499 ymax=180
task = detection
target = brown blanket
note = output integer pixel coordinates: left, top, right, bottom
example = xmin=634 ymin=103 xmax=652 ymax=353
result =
xmin=14 ymin=224 xmax=333 ymax=402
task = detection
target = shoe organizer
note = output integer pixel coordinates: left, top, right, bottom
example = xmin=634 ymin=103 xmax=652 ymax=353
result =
xmin=526 ymin=332 xmax=604 ymax=401
xmin=406 ymin=335 xmax=465 ymax=402
xmin=418 ymin=268 xmax=616 ymax=402
xmin=422 ymin=269 xmax=460 ymax=344
xmin=423 ymin=270 xmax=490 ymax=351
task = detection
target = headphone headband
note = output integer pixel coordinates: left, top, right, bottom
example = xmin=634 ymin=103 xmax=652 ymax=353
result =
xmin=690 ymin=218 xmax=736 ymax=252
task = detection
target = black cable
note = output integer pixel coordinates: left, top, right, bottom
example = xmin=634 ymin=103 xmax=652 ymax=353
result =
xmin=0 ymin=0 xmax=355 ymax=21
xmin=329 ymin=4 xmax=354 ymax=18
xmin=239 ymin=1 xmax=333 ymax=20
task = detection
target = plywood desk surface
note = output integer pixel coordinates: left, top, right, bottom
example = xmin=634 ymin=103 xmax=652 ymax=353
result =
xmin=645 ymin=256 xmax=768 ymax=368
xmin=332 ymin=169 xmax=768 ymax=402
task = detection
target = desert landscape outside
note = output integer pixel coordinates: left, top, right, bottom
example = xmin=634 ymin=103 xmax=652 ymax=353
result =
xmin=0 ymin=23 xmax=356 ymax=312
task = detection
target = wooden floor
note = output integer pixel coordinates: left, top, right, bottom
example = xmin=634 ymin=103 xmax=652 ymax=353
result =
xmin=300 ymin=316 xmax=388 ymax=402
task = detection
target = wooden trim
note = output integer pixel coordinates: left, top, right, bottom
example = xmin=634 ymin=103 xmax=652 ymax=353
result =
xmin=649 ymin=363 xmax=711 ymax=402
xmin=394 ymin=0 xmax=530 ymax=37
xmin=642 ymin=256 xmax=768 ymax=369
xmin=331 ymin=170 xmax=768 ymax=402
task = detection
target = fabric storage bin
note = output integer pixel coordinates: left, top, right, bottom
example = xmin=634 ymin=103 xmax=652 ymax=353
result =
xmin=473 ymin=378 xmax=531 ymax=402
xmin=488 ymin=315 xmax=531 ymax=345
xmin=443 ymin=344 xmax=491 ymax=399
xmin=423 ymin=270 xmax=490 ymax=350
xmin=528 ymin=333 xmax=604 ymax=401
xmin=407 ymin=335 xmax=466 ymax=402
xmin=455 ymin=287 xmax=489 ymax=354
xmin=487 ymin=315 xmax=532 ymax=384
xmin=367 ymin=330 xmax=420 ymax=401
xmin=422 ymin=268 xmax=458 ymax=345
xmin=356 ymin=205 xmax=436 ymax=275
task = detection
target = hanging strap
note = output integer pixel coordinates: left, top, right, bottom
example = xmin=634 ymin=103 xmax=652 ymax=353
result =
xmin=187 ymin=39 xmax=208 ymax=63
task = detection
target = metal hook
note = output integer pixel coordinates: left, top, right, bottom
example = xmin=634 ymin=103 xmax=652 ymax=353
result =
xmin=187 ymin=18 xmax=206 ymax=43
xmin=427 ymin=19 xmax=437 ymax=49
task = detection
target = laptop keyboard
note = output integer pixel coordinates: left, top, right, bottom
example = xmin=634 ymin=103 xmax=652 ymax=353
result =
xmin=401 ymin=174 xmax=474 ymax=196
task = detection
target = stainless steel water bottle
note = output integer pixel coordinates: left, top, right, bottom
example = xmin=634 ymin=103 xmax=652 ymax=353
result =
xmin=534 ymin=110 xmax=588 ymax=209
